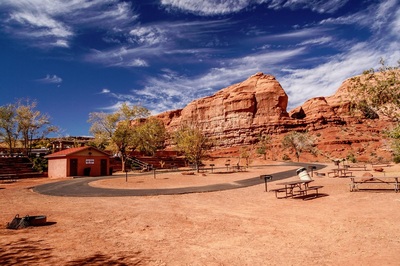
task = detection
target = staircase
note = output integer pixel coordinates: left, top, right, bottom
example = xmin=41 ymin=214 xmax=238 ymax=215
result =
xmin=129 ymin=157 xmax=153 ymax=171
xmin=0 ymin=157 xmax=44 ymax=179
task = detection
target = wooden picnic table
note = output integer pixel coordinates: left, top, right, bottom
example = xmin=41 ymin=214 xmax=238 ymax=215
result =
xmin=349 ymin=176 xmax=399 ymax=192
xmin=272 ymin=180 xmax=317 ymax=199
xmin=328 ymin=168 xmax=352 ymax=178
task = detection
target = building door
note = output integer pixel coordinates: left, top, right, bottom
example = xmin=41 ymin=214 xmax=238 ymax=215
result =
xmin=100 ymin=159 xmax=107 ymax=176
xmin=70 ymin=159 xmax=78 ymax=176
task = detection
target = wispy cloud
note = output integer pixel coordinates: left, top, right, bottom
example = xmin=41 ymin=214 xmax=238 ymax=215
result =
xmin=160 ymin=0 xmax=350 ymax=15
xmin=37 ymin=74 xmax=63 ymax=84
xmin=85 ymin=19 xmax=234 ymax=67
xmin=84 ymin=46 xmax=153 ymax=68
xmin=266 ymin=0 xmax=350 ymax=14
xmin=100 ymin=0 xmax=399 ymax=114
xmin=0 ymin=0 xmax=137 ymax=48
xmin=278 ymin=0 xmax=400 ymax=108
xmin=102 ymin=47 xmax=306 ymax=114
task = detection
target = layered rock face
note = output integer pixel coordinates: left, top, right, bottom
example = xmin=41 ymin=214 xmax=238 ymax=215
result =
xmin=158 ymin=72 xmax=291 ymax=146
xmin=157 ymin=72 xmax=394 ymax=162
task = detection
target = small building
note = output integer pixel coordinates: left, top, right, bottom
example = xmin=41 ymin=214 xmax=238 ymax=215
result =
xmin=45 ymin=146 xmax=110 ymax=178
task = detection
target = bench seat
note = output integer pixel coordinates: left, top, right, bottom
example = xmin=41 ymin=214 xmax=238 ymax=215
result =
xmin=269 ymin=188 xmax=288 ymax=199
xmin=297 ymin=185 xmax=324 ymax=199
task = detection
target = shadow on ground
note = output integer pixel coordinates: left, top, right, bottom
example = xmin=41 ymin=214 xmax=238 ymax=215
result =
xmin=0 ymin=238 xmax=54 ymax=265
xmin=65 ymin=252 xmax=150 ymax=266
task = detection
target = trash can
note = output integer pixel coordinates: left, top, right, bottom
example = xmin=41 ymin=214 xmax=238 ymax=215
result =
xmin=296 ymin=167 xmax=312 ymax=181
xmin=109 ymin=167 xmax=113 ymax=175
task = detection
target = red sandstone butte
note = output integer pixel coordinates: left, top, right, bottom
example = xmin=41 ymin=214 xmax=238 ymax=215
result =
xmin=157 ymin=72 xmax=395 ymax=162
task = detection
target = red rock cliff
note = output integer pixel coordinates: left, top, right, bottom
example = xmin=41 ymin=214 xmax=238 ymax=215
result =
xmin=156 ymin=73 xmax=394 ymax=162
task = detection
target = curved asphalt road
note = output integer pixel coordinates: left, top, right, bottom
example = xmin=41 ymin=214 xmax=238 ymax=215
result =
xmin=33 ymin=163 xmax=327 ymax=197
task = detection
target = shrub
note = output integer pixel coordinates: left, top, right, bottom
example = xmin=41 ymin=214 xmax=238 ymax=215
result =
xmin=393 ymin=154 xmax=400 ymax=164
xmin=30 ymin=156 xmax=48 ymax=173
xmin=282 ymin=154 xmax=291 ymax=161
xmin=347 ymin=153 xmax=357 ymax=163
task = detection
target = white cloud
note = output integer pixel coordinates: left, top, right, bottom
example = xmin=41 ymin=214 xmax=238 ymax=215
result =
xmin=160 ymin=0 xmax=253 ymax=16
xmin=267 ymin=0 xmax=349 ymax=13
xmin=129 ymin=26 xmax=168 ymax=45
xmin=268 ymin=0 xmax=400 ymax=109
xmin=298 ymin=36 xmax=332 ymax=46
xmin=102 ymin=47 xmax=306 ymax=114
xmin=160 ymin=0 xmax=350 ymax=15
xmin=37 ymin=74 xmax=63 ymax=84
xmin=85 ymin=19 xmax=232 ymax=67
xmin=101 ymin=0 xmax=399 ymax=114
xmin=0 ymin=0 xmax=137 ymax=49
xmin=84 ymin=46 xmax=156 ymax=68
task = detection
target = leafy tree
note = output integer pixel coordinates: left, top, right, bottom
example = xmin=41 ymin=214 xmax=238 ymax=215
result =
xmin=282 ymin=131 xmax=315 ymax=162
xmin=350 ymin=59 xmax=400 ymax=120
xmin=133 ymin=117 xmax=166 ymax=156
xmin=173 ymin=123 xmax=210 ymax=173
xmin=0 ymin=104 xmax=18 ymax=155
xmin=15 ymin=99 xmax=58 ymax=156
xmin=88 ymin=103 xmax=150 ymax=171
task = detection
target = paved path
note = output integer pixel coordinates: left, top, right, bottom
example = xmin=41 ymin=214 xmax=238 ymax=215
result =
xmin=33 ymin=163 xmax=327 ymax=197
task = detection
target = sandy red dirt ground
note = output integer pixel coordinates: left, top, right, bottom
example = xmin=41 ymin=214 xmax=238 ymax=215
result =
xmin=1 ymin=161 xmax=400 ymax=265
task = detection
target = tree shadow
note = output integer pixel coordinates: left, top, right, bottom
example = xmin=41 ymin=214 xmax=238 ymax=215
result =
xmin=65 ymin=251 xmax=149 ymax=266
xmin=0 ymin=238 xmax=54 ymax=265
xmin=0 ymin=239 xmax=149 ymax=265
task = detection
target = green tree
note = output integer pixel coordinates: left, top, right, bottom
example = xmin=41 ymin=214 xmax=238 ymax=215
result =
xmin=0 ymin=104 xmax=18 ymax=155
xmin=15 ymin=99 xmax=58 ymax=156
xmin=173 ymin=123 xmax=210 ymax=173
xmin=350 ymin=59 xmax=400 ymax=120
xmin=88 ymin=103 xmax=150 ymax=171
xmin=133 ymin=117 xmax=166 ymax=156
xmin=282 ymin=131 xmax=315 ymax=162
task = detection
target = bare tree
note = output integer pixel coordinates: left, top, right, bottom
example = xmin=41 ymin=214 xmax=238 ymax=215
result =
xmin=282 ymin=131 xmax=315 ymax=162
xmin=256 ymin=134 xmax=272 ymax=160
xmin=15 ymin=99 xmax=58 ymax=156
xmin=0 ymin=104 xmax=18 ymax=155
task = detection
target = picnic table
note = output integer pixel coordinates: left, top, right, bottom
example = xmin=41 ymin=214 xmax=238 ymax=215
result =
xmin=328 ymin=168 xmax=353 ymax=178
xmin=349 ymin=176 xmax=399 ymax=192
xmin=271 ymin=180 xmax=323 ymax=199
xmin=344 ymin=164 xmax=367 ymax=171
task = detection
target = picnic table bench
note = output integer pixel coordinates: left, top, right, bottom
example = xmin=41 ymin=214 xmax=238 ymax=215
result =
xmin=349 ymin=176 xmax=399 ymax=192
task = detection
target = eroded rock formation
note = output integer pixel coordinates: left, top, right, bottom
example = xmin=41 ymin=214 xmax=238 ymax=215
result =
xmin=156 ymin=72 xmax=394 ymax=162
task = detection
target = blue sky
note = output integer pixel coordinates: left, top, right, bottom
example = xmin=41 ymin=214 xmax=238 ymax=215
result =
xmin=0 ymin=0 xmax=399 ymax=136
